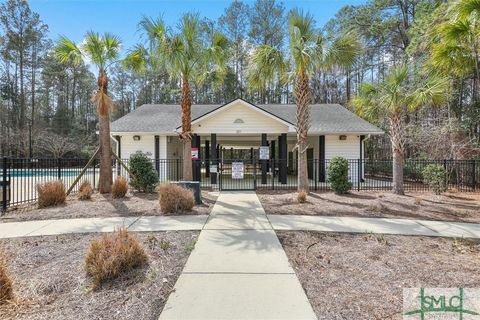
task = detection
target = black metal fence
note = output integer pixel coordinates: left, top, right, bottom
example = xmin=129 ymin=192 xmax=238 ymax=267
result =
xmin=1 ymin=157 xmax=479 ymax=211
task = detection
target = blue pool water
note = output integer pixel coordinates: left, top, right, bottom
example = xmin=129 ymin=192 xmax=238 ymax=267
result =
xmin=8 ymin=170 xmax=94 ymax=178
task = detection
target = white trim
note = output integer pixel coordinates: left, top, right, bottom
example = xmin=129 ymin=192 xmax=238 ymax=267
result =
xmin=186 ymin=99 xmax=296 ymax=133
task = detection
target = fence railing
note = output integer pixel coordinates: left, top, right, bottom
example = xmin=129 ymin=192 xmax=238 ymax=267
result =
xmin=1 ymin=157 xmax=479 ymax=211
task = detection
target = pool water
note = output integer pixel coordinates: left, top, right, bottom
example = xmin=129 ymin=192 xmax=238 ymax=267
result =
xmin=8 ymin=170 xmax=95 ymax=178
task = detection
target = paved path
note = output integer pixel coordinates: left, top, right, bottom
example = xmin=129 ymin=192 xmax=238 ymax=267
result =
xmin=2 ymin=212 xmax=480 ymax=239
xmin=158 ymin=191 xmax=317 ymax=320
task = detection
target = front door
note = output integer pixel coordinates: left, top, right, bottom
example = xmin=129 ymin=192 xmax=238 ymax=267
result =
xmin=219 ymin=159 xmax=256 ymax=191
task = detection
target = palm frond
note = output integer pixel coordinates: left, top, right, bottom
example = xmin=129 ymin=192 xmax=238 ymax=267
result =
xmin=123 ymin=45 xmax=149 ymax=73
xmin=54 ymin=36 xmax=83 ymax=66
xmin=456 ymin=0 xmax=480 ymax=19
xmin=92 ymin=89 xmax=114 ymax=116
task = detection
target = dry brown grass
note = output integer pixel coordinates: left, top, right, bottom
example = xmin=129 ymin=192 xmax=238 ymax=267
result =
xmin=297 ymin=191 xmax=307 ymax=203
xmin=112 ymin=176 xmax=128 ymax=199
xmin=0 ymin=250 xmax=13 ymax=304
xmin=158 ymin=184 xmax=195 ymax=214
xmin=85 ymin=228 xmax=148 ymax=289
xmin=78 ymin=180 xmax=93 ymax=200
xmin=37 ymin=180 xmax=66 ymax=208
xmin=414 ymin=196 xmax=423 ymax=205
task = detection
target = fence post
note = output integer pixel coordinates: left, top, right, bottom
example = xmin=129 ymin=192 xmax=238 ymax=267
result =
xmin=2 ymin=157 xmax=7 ymax=212
xmin=314 ymin=159 xmax=317 ymax=191
xmin=472 ymin=160 xmax=477 ymax=190
xmin=357 ymin=159 xmax=361 ymax=192
xmin=271 ymin=159 xmax=275 ymax=190
xmin=176 ymin=159 xmax=180 ymax=181
xmin=253 ymin=158 xmax=257 ymax=190
xmin=57 ymin=158 xmax=62 ymax=180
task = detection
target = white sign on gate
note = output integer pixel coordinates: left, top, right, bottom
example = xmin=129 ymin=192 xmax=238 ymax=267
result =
xmin=259 ymin=146 xmax=270 ymax=160
xmin=232 ymin=162 xmax=244 ymax=179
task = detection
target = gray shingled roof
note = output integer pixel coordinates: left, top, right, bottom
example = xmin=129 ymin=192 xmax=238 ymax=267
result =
xmin=111 ymin=101 xmax=383 ymax=135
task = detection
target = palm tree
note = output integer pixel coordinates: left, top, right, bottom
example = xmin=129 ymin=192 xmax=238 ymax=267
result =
xmin=124 ymin=13 xmax=229 ymax=181
xmin=248 ymin=9 xmax=360 ymax=192
xmin=55 ymin=32 xmax=121 ymax=193
xmin=351 ymin=66 xmax=449 ymax=195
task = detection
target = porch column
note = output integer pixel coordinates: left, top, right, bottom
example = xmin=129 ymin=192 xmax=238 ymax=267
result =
xmin=210 ymin=134 xmax=217 ymax=184
xmin=191 ymin=134 xmax=201 ymax=182
xmin=261 ymin=133 xmax=267 ymax=184
xmin=319 ymin=135 xmax=325 ymax=182
xmin=279 ymin=133 xmax=287 ymax=184
xmin=360 ymin=135 xmax=365 ymax=182
xmin=205 ymin=140 xmax=210 ymax=177
xmin=154 ymin=135 xmax=160 ymax=174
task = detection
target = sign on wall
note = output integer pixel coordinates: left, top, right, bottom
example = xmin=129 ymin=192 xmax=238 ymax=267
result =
xmin=232 ymin=162 xmax=244 ymax=179
xmin=259 ymin=146 xmax=270 ymax=160
xmin=210 ymin=164 xmax=217 ymax=173
xmin=191 ymin=147 xmax=199 ymax=160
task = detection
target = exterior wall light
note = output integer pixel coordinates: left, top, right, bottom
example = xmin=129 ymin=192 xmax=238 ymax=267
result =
xmin=133 ymin=135 xmax=141 ymax=141
xmin=339 ymin=135 xmax=347 ymax=140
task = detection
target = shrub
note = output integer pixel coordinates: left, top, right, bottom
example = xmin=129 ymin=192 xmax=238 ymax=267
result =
xmin=158 ymin=183 xmax=195 ymax=214
xmin=37 ymin=180 xmax=66 ymax=208
xmin=297 ymin=191 xmax=307 ymax=203
xmin=129 ymin=152 xmax=159 ymax=192
xmin=112 ymin=176 xmax=128 ymax=198
xmin=85 ymin=228 xmax=148 ymax=288
xmin=0 ymin=250 xmax=13 ymax=304
xmin=78 ymin=180 xmax=93 ymax=200
xmin=422 ymin=164 xmax=448 ymax=195
xmin=327 ymin=156 xmax=352 ymax=194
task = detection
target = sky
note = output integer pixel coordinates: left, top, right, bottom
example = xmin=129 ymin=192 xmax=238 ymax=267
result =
xmin=30 ymin=0 xmax=367 ymax=54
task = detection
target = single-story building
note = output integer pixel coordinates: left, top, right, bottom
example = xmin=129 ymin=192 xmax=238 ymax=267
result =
xmin=110 ymin=98 xmax=383 ymax=190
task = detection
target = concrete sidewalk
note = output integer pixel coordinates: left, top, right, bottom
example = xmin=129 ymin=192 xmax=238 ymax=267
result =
xmin=268 ymin=215 xmax=480 ymax=239
xmin=158 ymin=192 xmax=316 ymax=320
xmin=0 ymin=215 xmax=207 ymax=238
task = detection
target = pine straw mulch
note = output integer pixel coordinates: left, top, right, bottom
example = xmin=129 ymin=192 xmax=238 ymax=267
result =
xmin=0 ymin=231 xmax=198 ymax=320
xmin=2 ymin=191 xmax=218 ymax=222
xmin=257 ymin=190 xmax=480 ymax=223
xmin=278 ymin=231 xmax=480 ymax=320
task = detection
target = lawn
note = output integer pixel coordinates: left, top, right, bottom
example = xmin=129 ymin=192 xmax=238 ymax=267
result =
xmin=278 ymin=231 xmax=480 ymax=319
xmin=0 ymin=231 xmax=198 ymax=320
xmin=1 ymin=191 xmax=218 ymax=222
xmin=258 ymin=190 xmax=480 ymax=223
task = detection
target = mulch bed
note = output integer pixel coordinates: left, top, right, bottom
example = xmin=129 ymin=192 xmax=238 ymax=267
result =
xmin=257 ymin=190 xmax=480 ymax=223
xmin=278 ymin=231 xmax=480 ymax=319
xmin=2 ymin=191 xmax=217 ymax=222
xmin=0 ymin=231 xmax=198 ymax=320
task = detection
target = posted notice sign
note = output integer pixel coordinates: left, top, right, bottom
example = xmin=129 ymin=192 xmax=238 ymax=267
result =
xmin=191 ymin=147 xmax=199 ymax=160
xmin=259 ymin=146 xmax=270 ymax=160
xmin=232 ymin=162 xmax=244 ymax=179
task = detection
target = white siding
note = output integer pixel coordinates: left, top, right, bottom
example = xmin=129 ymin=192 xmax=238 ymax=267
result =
xmin=325 ymin=134 xmax=362 ymax=181
xmin=192 ymin=102 xmax=289 ymax=134
xmin=121 ymin=134 xmax=155 ymax=160
xmin=325 ymin=135 xmax=360 ymax=159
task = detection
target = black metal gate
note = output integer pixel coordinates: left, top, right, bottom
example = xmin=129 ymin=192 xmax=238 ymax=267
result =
xmin=219 ymin=159 xmax=257 ymax=191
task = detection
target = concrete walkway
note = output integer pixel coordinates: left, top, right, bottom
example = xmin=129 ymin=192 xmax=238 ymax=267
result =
xmin=159 ymin=192 xmax=317 ymax=320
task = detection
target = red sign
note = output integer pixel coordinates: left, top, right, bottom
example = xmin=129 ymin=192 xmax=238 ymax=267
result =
xmin=191 ymin=147 xmax=199 ymax=160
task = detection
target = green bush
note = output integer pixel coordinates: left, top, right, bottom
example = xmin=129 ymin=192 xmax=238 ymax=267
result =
xmin=422 ymin=164 xmax=447 ymax=194
xmin=129 ymin=152 xmax=159 ymax=192
xmin=327 ymin=157 xmax=352 ymax=194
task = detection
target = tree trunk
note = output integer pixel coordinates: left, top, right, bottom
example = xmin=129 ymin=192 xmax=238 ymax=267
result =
xmin=97 ymin=69 xmax=113 ymax=193
xmin=389 ymin=109 xmax=405 ymax=195
xmin=295 ymin=71 xmax=311 ymax=193
xmin=181 ymin=77 xmax=193 ymax=181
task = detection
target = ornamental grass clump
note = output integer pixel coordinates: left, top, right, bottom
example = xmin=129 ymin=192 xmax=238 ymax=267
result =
xmin=327 ymin=157 xmax=352 ymax=194
xmin=85 ymin=228 xmax=148 ymax=289
xmin=78 ymin=180 xmax=93 ymax=200
xmin=158 ymin=183 xmax=195 ymax=214
xmin=422 ymin=164 xmax=448 ymax=195
xmin=37 ymin=180 xmax=66 ymax=208
xmin=297 ymin=191 xmax=307 ymax=203
xmin=112 ymin=176 xmax=128 ymax=198
xmin=129 ymin=152 xmax=159 ymax=192
xmin=0 ymin=250 xmax=13 ymax=304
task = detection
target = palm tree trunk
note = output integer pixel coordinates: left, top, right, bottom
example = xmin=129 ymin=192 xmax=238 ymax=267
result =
xmin=181 ymin=76 xmax=193 ymax=181
xmin=295 ymin=71 xmax=311 ymax=193
xmin=98 ymin=69 xmax=113 ymax=193
xmin=389 ymin=109 xmax=405 ymax=195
